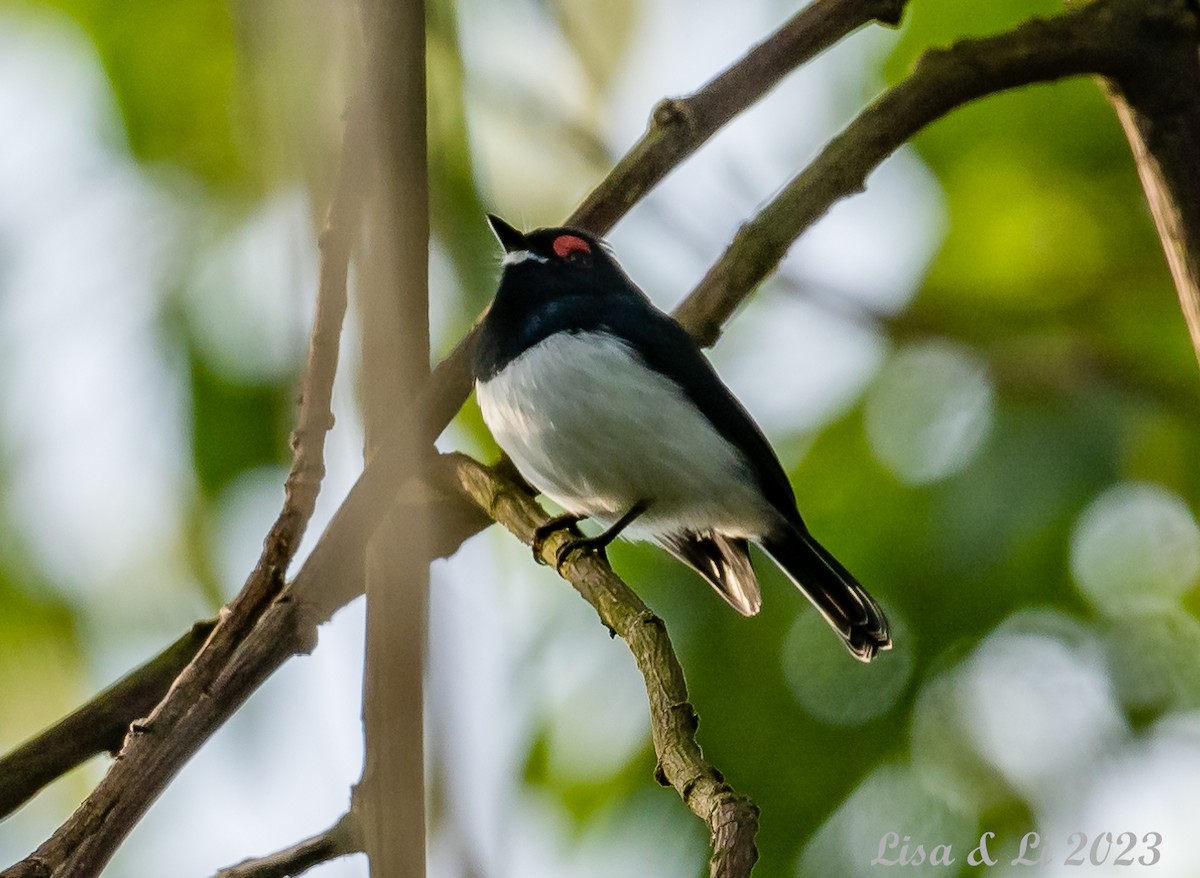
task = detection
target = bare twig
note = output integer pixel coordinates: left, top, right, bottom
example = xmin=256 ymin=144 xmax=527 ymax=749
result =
xmin=568 ymin=0 xmax=910 ymax=233
xmin=0 ymin=621 xmax=214 ymax=820
xmin=444 ymin=453 xmax=758 ymax=878
xmin=213 ymin=812 xmax=359 ymax=878
xmin=287 ymin=98 xmax=364 ymax=516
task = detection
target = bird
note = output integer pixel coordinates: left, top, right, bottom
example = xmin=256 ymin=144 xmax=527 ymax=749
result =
xmin=472 ymin=214 xmax=891 ymax=662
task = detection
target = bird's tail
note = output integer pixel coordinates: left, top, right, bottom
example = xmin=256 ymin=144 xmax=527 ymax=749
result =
xmin=761 ymin=522 xmax=891 ymax=662
xmin=658 ymin=532 xmax=762 ymax=617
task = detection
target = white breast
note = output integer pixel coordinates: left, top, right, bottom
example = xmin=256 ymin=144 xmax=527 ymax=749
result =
xmin=475 ymin=332 xmax=774 ymax=540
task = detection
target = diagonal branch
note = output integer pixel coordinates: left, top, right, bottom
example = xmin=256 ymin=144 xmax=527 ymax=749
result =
xmin=568 ymin=0 xmax=909 ymax=234
xmin=0 ymin=621 xmax=214 ymax=821
xmin=444 ymin=453 xmax=759 ymax=878
xmin=213 ymin=812 xmax=360 ymax=878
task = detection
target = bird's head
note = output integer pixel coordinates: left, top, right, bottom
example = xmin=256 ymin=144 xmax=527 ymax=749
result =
xmin=486 ymin=214 xmax=634 ymax=299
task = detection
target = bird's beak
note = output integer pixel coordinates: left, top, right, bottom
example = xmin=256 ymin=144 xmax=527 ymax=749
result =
xmin=486 ymin=214 xmax=528 ymax=253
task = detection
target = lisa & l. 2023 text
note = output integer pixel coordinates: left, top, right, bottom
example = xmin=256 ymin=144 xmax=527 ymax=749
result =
xmin=872 ymin=830 xmax=1163 ymax=867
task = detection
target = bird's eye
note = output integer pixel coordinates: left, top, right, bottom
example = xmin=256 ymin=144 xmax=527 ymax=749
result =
xmin=552 ymin=234 xmax=592 ymax=265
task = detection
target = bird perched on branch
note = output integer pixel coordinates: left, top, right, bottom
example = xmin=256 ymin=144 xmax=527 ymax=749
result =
xmin=473 ymin=215 xmax=891 ymax=662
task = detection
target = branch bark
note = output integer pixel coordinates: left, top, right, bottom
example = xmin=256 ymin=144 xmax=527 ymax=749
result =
xmin=443 ymin=453 xmax=759 ymax=878
xmin=0 ymin=621 xmax=214 ymax=821
xmin=568 ymin=0 xmax=909 ymax=233
xmin=213 ymin=812 xmax=360 ymax=878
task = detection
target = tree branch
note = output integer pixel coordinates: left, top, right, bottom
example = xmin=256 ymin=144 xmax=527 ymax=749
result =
xmin=568 ymin=0 xmax=909 ymax=234
xmin=288 ymin=98 xmax=364 ymax=533
xmin=443 ymin=453 xmax=758 ymax=878
xmin=213 ymin=812 xmax=360 ymax=878
xmin=0 ymin=621 xmax=214 ymax=820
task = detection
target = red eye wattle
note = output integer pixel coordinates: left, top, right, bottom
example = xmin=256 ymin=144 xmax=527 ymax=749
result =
xmin=552 ymin=235 xmax=591 ymax=260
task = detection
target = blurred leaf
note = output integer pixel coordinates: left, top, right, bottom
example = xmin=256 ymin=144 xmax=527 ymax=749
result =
xmin=0 ymin=571 xmax=83 ymax=754
xmin=228 ymin=0 xmax=357 ymax=195
xmin=428 ymin=0 xmax=499 ymax=325
xmin=187 ymin=346 xmax=292 ymax=499
xmin=39 ymin=0 xmax=245 ymax=187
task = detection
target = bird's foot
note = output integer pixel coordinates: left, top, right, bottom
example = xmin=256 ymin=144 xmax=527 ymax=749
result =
xmin=532 ymin=514 xmax=584 ymax=566
xmin=535 ymin=501 xmax=647 ymax=572
xmin=552 ymin=532 xmax=612 ymax=571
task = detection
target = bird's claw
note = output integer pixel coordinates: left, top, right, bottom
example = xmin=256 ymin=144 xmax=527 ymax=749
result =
xmin=553 ymin=534 xmax=609 ymax=572
xmin=532 ymin=514 xmax=583 ymax=566
xmin=531 ymin=530 xmax=551 ymax=566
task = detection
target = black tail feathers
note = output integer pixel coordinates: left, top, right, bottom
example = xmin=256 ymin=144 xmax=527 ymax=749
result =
xmin=761 ymin=523 xmax=891 ymax=662
xmin=659 ymin=533 xmax=762 ymax=617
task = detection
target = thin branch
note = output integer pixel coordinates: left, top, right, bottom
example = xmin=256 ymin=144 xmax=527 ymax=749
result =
xmin=213 ymin=812 xmax=360 ymax=878
xmin=0 ymin=621 xmax=214 ymax=820
xmin=568 ymin=0 xmax=909 ymax=233
xmin=443 ymin=453 xmax=758 ymax=878
xmin=287 ymin=98 xmax=364 ymax=517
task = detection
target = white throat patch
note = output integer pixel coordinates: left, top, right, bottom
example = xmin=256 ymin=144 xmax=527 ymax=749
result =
xmin=502 ymin=249 xmax=548 ymax=266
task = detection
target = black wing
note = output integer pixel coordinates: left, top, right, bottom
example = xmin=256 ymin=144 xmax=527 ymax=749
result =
xmin=658 ymin=533 xmax=762 ymax=616
xmin=484 ymin=286 xmax=804 ymax=523
xmin=602 ymin=303 xmax=802 ymax=523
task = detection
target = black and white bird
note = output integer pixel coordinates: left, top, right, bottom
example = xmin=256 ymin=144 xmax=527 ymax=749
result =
xmin=473 ymin=215 xmax=891 ymax=662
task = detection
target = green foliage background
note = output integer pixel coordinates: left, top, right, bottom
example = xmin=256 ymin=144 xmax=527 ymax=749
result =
xmin=1 ymin=0 xmax=1198 ymax=875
